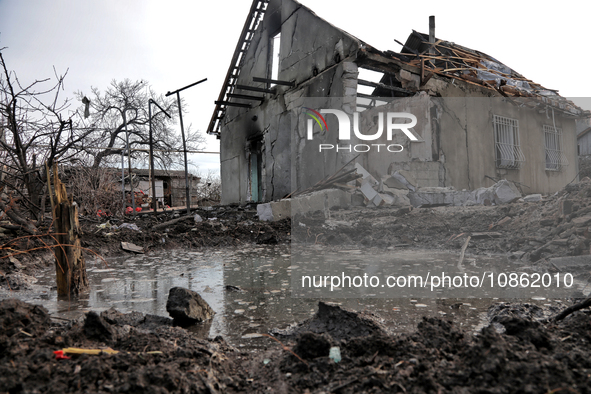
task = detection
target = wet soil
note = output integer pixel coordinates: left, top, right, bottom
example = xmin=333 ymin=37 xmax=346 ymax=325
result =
xmin=3 ymin=180 xmax=591 ymax=392
xmin=2 ymin=298 xmax=591 ymax=393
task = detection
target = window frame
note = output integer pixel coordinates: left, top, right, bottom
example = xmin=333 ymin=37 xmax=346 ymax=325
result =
xmin=543 ymin=124 xmax=568 ymax=171
xmin=493 ymin=115 xmax=525 ymax=169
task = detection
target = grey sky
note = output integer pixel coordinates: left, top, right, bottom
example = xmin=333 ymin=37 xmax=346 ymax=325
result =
xmin=1 ymin=0 xmax=589 ymax=176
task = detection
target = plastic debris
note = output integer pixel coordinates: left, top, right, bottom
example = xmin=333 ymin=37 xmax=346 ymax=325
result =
xmin=119 ymin=223 xmax=141 ymax=232
xmin=329 ymin=346 xmax=341 ymax=363
xmin=53 ymin=350 xmax=71 ymax=360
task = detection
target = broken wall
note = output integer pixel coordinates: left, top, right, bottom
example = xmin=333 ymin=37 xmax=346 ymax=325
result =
xmin=220 ymin=0 xmax=361 ymax=204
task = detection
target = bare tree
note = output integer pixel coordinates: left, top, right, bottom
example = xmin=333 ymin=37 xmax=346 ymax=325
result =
xmin=0 ymin=49 xmax=94 ymax=226
xmin=75 ymin=79 xmax=204 ymax=170
xmin=195 ymin=170 xmax=221 ymax=205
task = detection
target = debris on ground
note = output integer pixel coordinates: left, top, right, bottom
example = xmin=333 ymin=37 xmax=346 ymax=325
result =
xmin=292 ymin=178 xmax=591 ymax=267
xmin=3 ymin=298 xmax=591 ymax=393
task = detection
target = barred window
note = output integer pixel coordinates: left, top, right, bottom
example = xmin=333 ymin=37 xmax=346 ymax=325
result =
xmin=493 ymin=115 xmax=525 ymax=169
xmin=544 ymin=125 xmax=568 ymax=171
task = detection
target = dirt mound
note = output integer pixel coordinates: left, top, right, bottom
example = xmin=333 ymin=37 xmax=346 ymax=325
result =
xmin=0 ymin=299 xmax=246 ymax=393
xmin=0 ymin=298 xmax=50 ymax=337
xmin=268 ymin=310 xmax=591 ymax=393
xmin=2 ymin=300 xmax=591 ymax=392
xmin=271 ymin=301 xmax=389 ymax=342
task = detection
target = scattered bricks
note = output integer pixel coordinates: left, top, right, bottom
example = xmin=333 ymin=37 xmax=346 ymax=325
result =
xmin=571 ymin=216 xmax=591 ymax=227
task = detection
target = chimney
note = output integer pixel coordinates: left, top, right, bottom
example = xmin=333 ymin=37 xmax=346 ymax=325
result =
xmin=429 ymin=16 xmax=435 ymax=55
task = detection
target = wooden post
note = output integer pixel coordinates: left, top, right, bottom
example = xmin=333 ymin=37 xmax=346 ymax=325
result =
xmin=48 ymin=162 xmax=89 ymax=296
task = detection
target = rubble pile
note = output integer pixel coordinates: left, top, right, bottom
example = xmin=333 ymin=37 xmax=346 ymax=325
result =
xmin=293 ymin=177 xmax=591 ymax=265
xmin=353 ymin=162 xmax=525 ymax=208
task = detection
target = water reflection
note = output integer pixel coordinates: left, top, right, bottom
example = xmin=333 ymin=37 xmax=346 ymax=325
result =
xmin=0 ymin=246 xmax=580 ymax=350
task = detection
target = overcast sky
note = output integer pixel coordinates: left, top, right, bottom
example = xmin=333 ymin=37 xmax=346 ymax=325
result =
xmin=1 ymin=1 xmax=589 ymax=176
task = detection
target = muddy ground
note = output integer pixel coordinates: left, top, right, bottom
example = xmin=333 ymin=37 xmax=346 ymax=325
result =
xmin=2 ymin=180 xmax=591 ymax=392
xmin=0 ymin=204 xmax=290 ymax=290
xmin=1 ymin=297 xmax=591 ymax=393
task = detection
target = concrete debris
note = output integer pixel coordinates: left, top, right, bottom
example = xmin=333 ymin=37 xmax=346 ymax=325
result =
xmin=391 ymin=170 xmax=417 ymax=192
xmin=258 ymin=189 xmax=351 ymax=221
xmin=408 ymin=180 xmax=522 ymax=207
xmin=354 ymin=163 xmax=378 ymax=187
xmin=381 ymin=175 xmax=408 ymax=190
xmin=166 ymin=287 xmax=215 ymax=325
xmin=360 ymin=182 xmax=378 ymax=202
xmin=523 ymin=194 xmax=542 ymax=202
xmin=259 ymin=164 xmax=529 ymax=221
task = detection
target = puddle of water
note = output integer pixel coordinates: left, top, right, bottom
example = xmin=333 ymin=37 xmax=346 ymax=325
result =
xmin=0 ymin=246 xmax=582 ymax=351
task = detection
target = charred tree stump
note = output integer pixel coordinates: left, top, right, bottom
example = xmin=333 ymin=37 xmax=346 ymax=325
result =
xmin=47 ymin=162 xmax=89 ymax=295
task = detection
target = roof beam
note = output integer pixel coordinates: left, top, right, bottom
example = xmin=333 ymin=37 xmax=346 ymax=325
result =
xmin=253 ymin=77 xmax=295 ymax=86
xmin=235 ymin=84 xmax=276 ymax=94
xmin=227 ymin=93 xmax=265 ymax=101
xmin=215 ymin=101 xmax=251 ymax=108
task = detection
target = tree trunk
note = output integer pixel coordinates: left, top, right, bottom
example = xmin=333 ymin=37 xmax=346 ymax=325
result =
xmin=48 ymin=162 xmax=88 ymax=296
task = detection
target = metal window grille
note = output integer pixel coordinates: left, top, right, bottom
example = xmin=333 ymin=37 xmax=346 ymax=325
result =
xmin=493 ymin=115 xmax=525 ymax=169
xmin=543 ymin=125 xmax=568 ymax=171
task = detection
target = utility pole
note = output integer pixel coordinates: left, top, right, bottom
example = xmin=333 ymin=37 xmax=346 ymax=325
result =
xmin=165 ymin=78 xmax=207 ymax=214
xmin=148 ymin=99 xmax=171 ymax=215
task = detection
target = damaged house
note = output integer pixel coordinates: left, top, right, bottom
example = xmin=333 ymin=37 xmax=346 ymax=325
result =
xmin=208 ymin=0 xmax=587 ymax=205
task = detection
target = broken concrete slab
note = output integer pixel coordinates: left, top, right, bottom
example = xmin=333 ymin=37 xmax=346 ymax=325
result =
xmin=407 ymin=180 xmax=521 ymax=208
xmin=354 ymin=163 xmax=378 ymax=187
xmin=360 ymin=182 xmax=378 ymax=202
xmin=257 ymin=203 xmax=273 ymax=221
xmin=258 ymin=189 xmax=352 ymax=221
xmin=166 ymin=287 xmax=215 ymax=325
xmin=372 ymin=193 xmax=386 ymax=207
xmin=382 ymin=175 xmax=407 ymax=190
xmin=391 ymin=170 xmax=417 ymax=191
xmin=409 ymin=187 xmax=470 ymax=207
xmin=492 ymin=180 xmax=522 ymax=204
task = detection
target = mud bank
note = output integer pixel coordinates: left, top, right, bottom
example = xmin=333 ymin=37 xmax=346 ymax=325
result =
xmin=2 ymin=298 xmax=591 ymax=393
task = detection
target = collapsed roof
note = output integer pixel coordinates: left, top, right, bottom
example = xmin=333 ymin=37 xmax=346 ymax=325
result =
xmin=208 ymin=0 xmax=588 ymax=136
